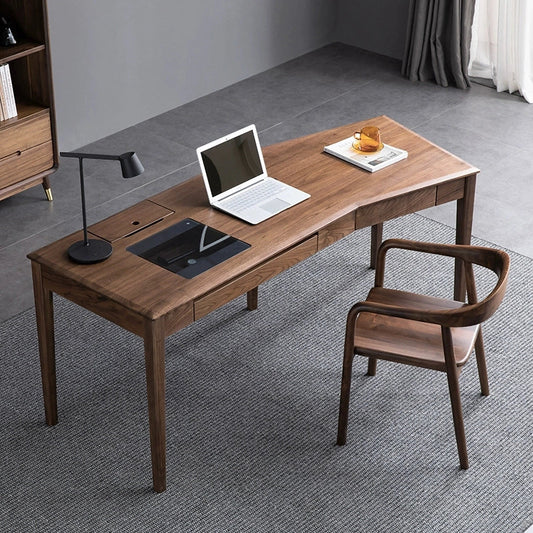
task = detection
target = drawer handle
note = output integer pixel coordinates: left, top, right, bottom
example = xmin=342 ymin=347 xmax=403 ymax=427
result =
xmin=0 ymin=150 xmax=22 ymax=162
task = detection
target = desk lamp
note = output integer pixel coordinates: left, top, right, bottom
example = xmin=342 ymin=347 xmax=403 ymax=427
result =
xmin=60 ymin=151 xmax=144 ymax=264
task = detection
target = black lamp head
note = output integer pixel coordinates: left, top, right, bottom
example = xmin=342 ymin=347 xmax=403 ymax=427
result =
xmin=119 ymin=152 xmax=144 ymax=178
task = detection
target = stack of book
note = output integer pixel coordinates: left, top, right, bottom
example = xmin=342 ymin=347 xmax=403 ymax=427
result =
xmin=0 ymin=63 xmax=18 ymax=121
xmin=324 ymin=135 xmax=407 ymax=172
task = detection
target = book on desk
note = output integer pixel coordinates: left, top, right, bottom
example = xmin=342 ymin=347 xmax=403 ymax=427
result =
xmin=324 ymin=136 xmax=407 ymax=172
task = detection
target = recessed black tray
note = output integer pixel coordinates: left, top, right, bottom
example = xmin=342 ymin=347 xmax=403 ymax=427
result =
xmin=127 ymin=218 xmax=250 ymax=279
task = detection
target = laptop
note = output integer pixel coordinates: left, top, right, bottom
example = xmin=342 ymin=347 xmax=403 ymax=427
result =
xmin=196 ymin=124 xmax=310 ymax=224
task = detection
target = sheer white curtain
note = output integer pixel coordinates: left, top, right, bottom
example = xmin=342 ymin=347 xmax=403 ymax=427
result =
xmin=469 ymin=0 xmax=533 ymax=102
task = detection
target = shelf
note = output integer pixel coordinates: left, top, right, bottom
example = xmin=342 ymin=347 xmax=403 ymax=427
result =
xmin=0 ymin=40 xmax=45 ymax=64
xmin=0 ymin=101 xmax=48 ymax=129
xmin=0 ymin=0 xmax=57 ymax=202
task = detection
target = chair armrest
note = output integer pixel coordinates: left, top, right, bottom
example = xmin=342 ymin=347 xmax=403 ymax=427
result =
xmin=374 ymin=238 xmax=509 ymax=288
xmin=346 ymin=299 xmax=464 ymax=329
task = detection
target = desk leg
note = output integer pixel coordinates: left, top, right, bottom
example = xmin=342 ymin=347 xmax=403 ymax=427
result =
xmin=454 ymin=174 xmax=476 ymax=301
xmin=31 ymin=262 xmax=57 ymax=426
xmin=370 ymin=223 xmax=383 ymax=269
xmin=247 ymin=287 xmax=258 ymax=310
xmin=144 ymin=319 xmax=166 ymax=493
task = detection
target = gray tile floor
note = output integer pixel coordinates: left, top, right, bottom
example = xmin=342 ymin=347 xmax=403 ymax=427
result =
xmin=2 ymin=42 xmax=532 ymax=323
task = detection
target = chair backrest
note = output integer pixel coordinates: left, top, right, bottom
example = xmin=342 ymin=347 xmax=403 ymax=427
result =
xmin=461 ymin=246 xmax=510 ymax=326
xmin=376 ymin=239 xmax=510 ymax=328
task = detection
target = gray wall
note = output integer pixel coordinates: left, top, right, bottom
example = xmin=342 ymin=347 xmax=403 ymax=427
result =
xmin=47 ymin=0 xmax=409 ymax=152
xmin=47 ymin=0 xmax=337 ymax=151
xmin=335 ymin=0 xmax=410 ymax=60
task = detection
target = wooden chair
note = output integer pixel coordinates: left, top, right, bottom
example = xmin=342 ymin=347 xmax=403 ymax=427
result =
xmin=337 ymin=239 xmax=510 ymax=469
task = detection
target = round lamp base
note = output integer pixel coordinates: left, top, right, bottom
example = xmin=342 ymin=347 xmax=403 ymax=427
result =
xmin=68 ymin=239 xmax=113 ymax=264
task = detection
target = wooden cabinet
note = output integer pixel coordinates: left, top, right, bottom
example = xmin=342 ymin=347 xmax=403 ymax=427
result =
xmin=0 ymin=0 xmax=57 ymax=201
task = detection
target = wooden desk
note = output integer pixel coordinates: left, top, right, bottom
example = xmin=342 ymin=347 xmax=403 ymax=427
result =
xmin=28 ymin=116 xmax=479 ymax=492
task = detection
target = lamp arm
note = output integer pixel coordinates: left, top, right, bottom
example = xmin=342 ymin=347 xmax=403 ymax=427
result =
xmin=60 ymin=151 xmax=121 ymax=162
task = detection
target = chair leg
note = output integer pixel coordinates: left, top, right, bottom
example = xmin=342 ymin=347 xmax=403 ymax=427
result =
xmin=367 ymin=357 xmax=377 ymax=376
xmin=474 ymin=328 xmax=490 ymax=396
xmin=337 ymin=349 xmax=355 ymax=446
xmin=443 ymin=361 xmax=468 ymax=470
xmin=442 ymin=326 xmax=469 ymax=469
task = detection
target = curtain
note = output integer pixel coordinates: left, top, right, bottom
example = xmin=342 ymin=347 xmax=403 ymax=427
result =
xmin=402 ymin=0 xmax=477 ymax=89
xmin=469 ymin=0 xmax=533 ymax=103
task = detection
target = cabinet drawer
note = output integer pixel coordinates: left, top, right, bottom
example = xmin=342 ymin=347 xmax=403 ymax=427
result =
xmin=0 ymin=112 xmax=52 ymax=159
xmin=194 ymin=235 xmax=318 ymax=320
xmin=0 ymin=140 xmax=54 ymax=188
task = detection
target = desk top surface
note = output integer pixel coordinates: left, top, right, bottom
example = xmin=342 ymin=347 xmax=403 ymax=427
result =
xmin=29 ymin=116 xmax=478 ymax=320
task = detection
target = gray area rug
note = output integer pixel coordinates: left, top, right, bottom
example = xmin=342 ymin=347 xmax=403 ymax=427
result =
xmin=1 ymin=213 xmax=532 ymax=532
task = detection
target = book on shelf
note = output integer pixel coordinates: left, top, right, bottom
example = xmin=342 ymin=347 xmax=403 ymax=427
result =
xmin=0 ymin=67 xmax=6 ymax=121
xmin=0 ymin=63 xmax=18 ymax=120
xmin=0 ymin=80 xmax=5 ymax=121
xmin=324 ymin=135 xmax=408 ymax=172
xmin=3 ymin=63 xmax=17 ymax=118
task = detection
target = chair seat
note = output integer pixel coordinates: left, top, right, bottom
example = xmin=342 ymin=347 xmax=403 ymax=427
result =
xmin=354 ymin=288 xmax=479 ymax=371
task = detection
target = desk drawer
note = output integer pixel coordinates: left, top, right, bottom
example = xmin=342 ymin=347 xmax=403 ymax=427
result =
xmin=355 ymin=188 xmax=435 ymax=229
xmin=318 ymin=212 xmax=355 ymax=250
xmin=436 ymin=178 xmax=465 ymax=205
xmin=194 ymin=235 xmax=318 ymax=320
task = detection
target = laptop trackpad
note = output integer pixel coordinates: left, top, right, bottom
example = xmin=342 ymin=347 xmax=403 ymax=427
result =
xmin=261 ymin=198 xmax=290 ymax=214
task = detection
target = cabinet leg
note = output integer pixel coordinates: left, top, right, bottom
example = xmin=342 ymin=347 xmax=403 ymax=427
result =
xmin=43 ymin=177 xmax=53 ymax=201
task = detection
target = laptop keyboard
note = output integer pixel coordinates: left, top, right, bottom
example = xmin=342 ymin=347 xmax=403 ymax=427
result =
xmin=222 ymin=180 xmax=287 ymax=212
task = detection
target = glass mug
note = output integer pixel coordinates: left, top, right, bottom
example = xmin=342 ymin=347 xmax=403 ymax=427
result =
xmin=353 ymin=126 xmax=382 ymax=153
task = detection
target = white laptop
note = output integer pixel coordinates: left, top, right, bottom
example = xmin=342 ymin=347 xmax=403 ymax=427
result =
xmin=196 ymin=124 xmax=310 ymax=224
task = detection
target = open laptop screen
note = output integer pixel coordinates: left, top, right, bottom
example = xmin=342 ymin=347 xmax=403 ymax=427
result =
xmin=199 ymin=129 xmax=263 ymax=196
